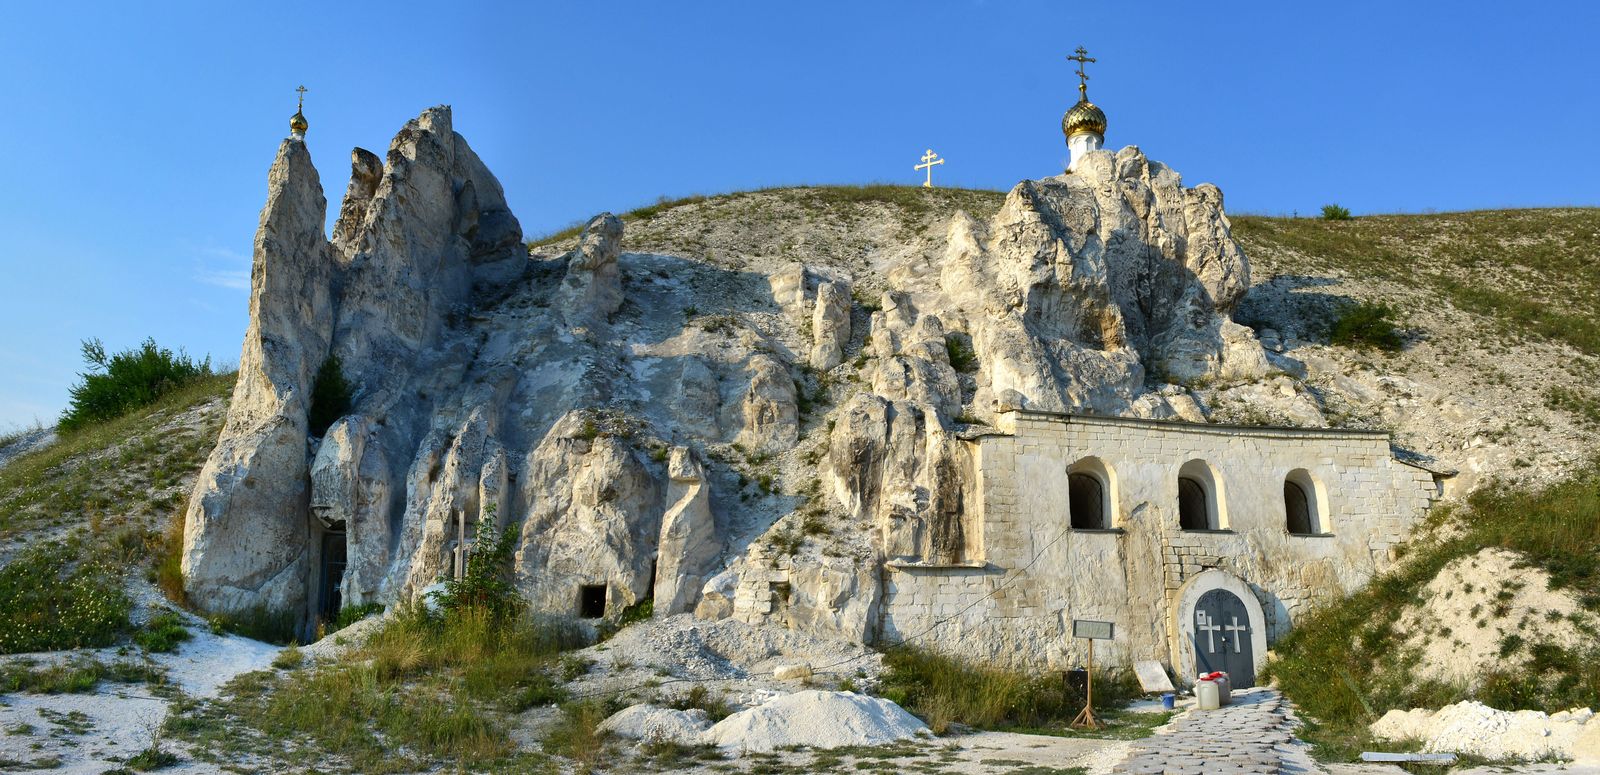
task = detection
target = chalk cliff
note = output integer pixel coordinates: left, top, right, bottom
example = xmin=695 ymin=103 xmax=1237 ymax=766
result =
xmin=183 ymin=106 xmax=1287 ymax=640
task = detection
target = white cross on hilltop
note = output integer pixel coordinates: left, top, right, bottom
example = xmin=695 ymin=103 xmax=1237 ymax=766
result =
xmin=915 ymin=149 xmax=945 ymax=188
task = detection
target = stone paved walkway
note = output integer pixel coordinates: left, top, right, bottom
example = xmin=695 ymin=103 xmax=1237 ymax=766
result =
xmin=1112 ymin=688 xmax=1297 ymax=775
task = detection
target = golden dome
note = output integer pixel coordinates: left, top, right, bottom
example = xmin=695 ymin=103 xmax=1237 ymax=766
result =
xmin=290 ymin=110 xmax=309 ymax=134
xmin=1062 ymin=98 xmax=1106 ymax=140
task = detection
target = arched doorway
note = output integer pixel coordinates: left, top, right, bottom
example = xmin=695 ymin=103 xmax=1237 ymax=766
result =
xmin=1173 ymin=569 xmax=1267 ymax=688
xmin=1194 ymin=588 xmax=1255 ymax=687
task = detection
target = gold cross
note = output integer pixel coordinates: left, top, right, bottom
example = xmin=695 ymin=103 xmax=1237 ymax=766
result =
xmin=1067 ymin=46 xmax=1096 ymax=99
xmin=295 ymin=85 xmax=308 ymax=111
xmin=915 ymin=148 xmax=945 ymax=188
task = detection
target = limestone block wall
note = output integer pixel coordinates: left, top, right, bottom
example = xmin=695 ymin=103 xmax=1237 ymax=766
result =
xmin=879 ymin=409 xmax=1442 ymax=673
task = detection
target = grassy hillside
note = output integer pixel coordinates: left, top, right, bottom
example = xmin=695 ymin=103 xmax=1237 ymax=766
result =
xmin=1234 ymin=209 xmax=1600 ymax=357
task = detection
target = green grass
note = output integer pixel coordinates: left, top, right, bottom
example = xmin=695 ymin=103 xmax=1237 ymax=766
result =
xmin=1266 ymin=461 xmax=1600 ymax=759
xmin=0 ymin=656 xmax=166 ymax=694
xmin=1234 ymin=208 xmax=1600 ymax=356
xmin=0 ymin=371 xmax=232 ymax=540
xmin=133 ymin=610 xmax=192 ymax=653
xmin=877 ymin=646 xmax=1140 ymax=735
xmin=0 ymin=541 xmax=132 ymax=654
xmin=168 ymin=605 xmax=587 ymax=773
xmin=526 ymin=185 xmax=1007 ymax=248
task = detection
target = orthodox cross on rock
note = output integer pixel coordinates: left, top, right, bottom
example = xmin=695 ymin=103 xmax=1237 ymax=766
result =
xmin=915 ymin=148 xmax=944 ymax=188
xmin=1066 ymin=46 xmax=1096 ymax=99
xmin=295 ymin=84 xmax=308 ymax=111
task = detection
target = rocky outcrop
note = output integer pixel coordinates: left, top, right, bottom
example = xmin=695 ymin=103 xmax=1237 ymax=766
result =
xmin=181 ymin=137 xmax=334 ymax=615
xmin=810 ymin=281 xmax=851 ymax=370
xmin=653 ymin=447 xmax=719 ymax=615
xmin=512 ymin=412 xmax=663 ymax=616
xmin=558 ymin=213 xmax=624 ymax=331
xmin=732 ymin=354 xmax=798 ymax=453
xmin=185 ymin=106 xmax=1290 ymax=654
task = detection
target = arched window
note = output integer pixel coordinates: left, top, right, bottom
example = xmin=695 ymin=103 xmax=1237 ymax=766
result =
xmin=1069 ymin=473 xmax=1105 ymax=529
xmin=1067 ymin=456 xmax=1118 ymax=529
xmin=1178 ymin=477 xmax=1210 ymax=530
xmin=1177 ymin=459 xmax=1226 ymax=530
xmin=1284 ymin=469 xmax=1327 ymax=535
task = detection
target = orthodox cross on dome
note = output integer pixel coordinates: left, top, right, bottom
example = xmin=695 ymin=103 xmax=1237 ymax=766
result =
xmin=1067 ymin=46 xmax=1095 ymax=100
xmin=289 ymin=85 xmax=310 ymax=137
xmin=915 ymin=148 xmax=945 ymax=188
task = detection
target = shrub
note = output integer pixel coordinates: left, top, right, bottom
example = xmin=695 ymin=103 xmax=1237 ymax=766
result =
xmin=59 ymin=338 xmax=211 ymax=433
xmin=134 ymin=611 xmax=192 ymax=653
xmin=306 ymin=354 xmax=354 ymax=437
xmin=433 ymin=509 xmax=524 ymax=622
xmin=944 ymin=334 xmax=978 ymax=373
xmin=1320 ymin=204 xmax=1352 ymax=221
xmin=1328 ymin=301 xmax=1403 ymax=351
xmin=0 ymin=542 xmax=132 ymax=654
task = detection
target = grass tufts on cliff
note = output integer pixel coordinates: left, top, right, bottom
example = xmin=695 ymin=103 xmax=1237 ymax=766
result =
xmin=1265 ymin=462 xmax=1600 ymax=759
xmin=1233 ymin=208 xmax=1600 ymax=356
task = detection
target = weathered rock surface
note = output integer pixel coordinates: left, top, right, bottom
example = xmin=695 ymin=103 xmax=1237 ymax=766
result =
xmin=182 ymin=110 xmax=1310 ymax=653
xmin=182 ymin=136 xmax=334 ymax=615
xmin=700 ymin=690 xmax=929 ymax=752
xmin=652 ymin=447 xmax=718 ymax=615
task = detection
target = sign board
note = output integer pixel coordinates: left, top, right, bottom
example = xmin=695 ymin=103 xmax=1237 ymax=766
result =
xmin=1071 ymin=619 xmax=1114 ymax=640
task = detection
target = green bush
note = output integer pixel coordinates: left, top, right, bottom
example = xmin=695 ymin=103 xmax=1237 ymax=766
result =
xmin=433 ymin=509 xmax=524 ymax=622
xmin=59 ymin=338 xmax=211 ymax=433
xmin=944 ymin=334 xmax=978 ymax=373
xmin=1321 ymin=204 xmax=1352 ymax=221
xmin=0 ymin=542 xmax=132 ymax=654
xmin=1328 ymin=301 xmax=1403 ymax=351
xmin=307 ymin=354 xmax=354 ymax=437
xmin=134 ymin=610 xmax=192 ymax=653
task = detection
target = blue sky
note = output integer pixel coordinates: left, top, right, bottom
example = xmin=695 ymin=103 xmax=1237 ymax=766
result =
xmin=2 ymin=0 xmax=1596 ymax=428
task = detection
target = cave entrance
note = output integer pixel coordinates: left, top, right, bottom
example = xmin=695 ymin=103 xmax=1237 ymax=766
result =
xmin=579 ymin=584 xmax=607 ymax=619
xmin=318 ymin=530 xmax=347 ymax=620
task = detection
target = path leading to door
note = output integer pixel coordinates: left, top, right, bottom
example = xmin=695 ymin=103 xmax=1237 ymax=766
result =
xmin=1111 ymin=688 xmax=1299 ymax=774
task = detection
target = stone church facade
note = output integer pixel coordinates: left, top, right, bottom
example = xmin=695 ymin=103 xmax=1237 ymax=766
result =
xmin=877 ymin=409 xmax=1445 ymax=685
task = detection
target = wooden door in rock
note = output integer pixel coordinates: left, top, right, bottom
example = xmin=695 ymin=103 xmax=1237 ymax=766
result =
xmin=1194 ymin=588 xmax=1255 ymax=688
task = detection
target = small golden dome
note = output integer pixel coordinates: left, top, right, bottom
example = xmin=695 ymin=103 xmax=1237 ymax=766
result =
xmin=290 ymin=110 xmax=308 ymax=134
xmin=1062 ymin=98 xmax=1106 ymax=140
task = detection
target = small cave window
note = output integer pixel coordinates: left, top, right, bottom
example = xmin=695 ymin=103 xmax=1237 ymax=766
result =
xmin=1069 ymin=473 xmax=1106 ymax=529
xmin=578 ymin=584 xmax=608 ymax=619
xmin=1178 ymin=477 xmax=1210 ymax=530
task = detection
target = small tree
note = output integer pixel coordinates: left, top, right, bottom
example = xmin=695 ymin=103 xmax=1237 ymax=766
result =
xmin=307 ymin=354 xmax=353 ymax=436
xmin=1321 ymin=204 xmax=1352 ymax=221
xmin=59 ymin=338 xmax=211 ymax=432
xmin=435 ymin=506 xmax=525 ymax=622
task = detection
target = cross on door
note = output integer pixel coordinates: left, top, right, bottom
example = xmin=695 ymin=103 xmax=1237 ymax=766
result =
xmin=1195 ymin=610 xmax=1221 ymax=653
xmin=1223 ymin=616 xmax=1248 ymax=654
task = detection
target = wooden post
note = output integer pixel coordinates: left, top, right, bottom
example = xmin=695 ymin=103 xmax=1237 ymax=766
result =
xmin=1070 ymin=639 xmax=1104 ymax=729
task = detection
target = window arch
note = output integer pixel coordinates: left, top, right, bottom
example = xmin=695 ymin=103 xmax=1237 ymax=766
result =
xmin=1068 ymin=457 xmax=1118 ymax=529
xmin=1177 ymin=459 xmax=1227 ymax=530
xmin=1284 ymin=469 xmax=1328 ymax=535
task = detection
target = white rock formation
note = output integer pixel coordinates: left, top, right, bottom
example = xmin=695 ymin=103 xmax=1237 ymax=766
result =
xmin=599 ymin=704 xmax=712 ymax=745
xmin=653 ymin=447 xmax=719 ymax=615
xmin=182 ymin=107 xmax=1294 ymax=656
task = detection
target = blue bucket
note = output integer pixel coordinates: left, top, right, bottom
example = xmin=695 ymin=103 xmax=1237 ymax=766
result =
xmin=1162 ymin=693 xmax=1176 ymax=710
